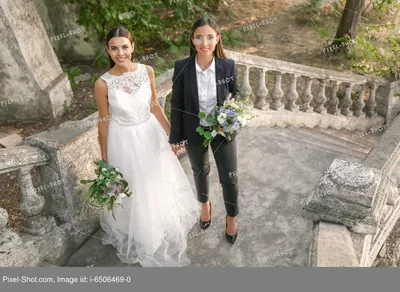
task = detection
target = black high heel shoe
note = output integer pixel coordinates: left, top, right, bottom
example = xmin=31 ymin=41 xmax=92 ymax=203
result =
xmin=225 ymin=215 xmax=238 ymax=244
xmin=199 ymin=201 xmax=212 ymax=230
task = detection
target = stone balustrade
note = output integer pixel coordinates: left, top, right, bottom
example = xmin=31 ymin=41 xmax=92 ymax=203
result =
xmin=224 ymin=50 xmax=388 ymax=118
xmin=0 ymin=146 xmax=55 ymax=235
xmin=161 ymin=51 xmax=398 ymax=131
xmin=0 ymin=146 xmax=73 ymax=266
xmin=303 ymin=114 xmax=400 ymax=266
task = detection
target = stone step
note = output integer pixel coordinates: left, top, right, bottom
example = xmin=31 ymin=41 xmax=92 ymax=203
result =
xmin=64 ymin=125 xmax=379 ymax=267
xmin=271 ymin=129 xmax=368 ymax=161
xmin=299 ymin=126 xmax=383 ymax=152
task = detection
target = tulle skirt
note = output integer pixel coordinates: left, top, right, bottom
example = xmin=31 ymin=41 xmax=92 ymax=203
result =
xmin=99 ymin=114 xmax=200 ymax=267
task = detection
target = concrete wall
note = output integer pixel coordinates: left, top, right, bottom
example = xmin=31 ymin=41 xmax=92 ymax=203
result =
xmin=0 ymin=0 xmax=72 ymax=122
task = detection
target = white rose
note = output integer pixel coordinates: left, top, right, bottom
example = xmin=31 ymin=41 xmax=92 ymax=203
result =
xmin=101 ymin=168 xmax=107 ymax=172
xmin=217 ymin=113 xmax=227 ymax=125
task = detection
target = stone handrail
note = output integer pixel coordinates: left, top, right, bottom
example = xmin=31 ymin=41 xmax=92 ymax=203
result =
xmin=224 ymin=49 xmax=388 ymax=118
xmin=162 ymin=50 xmax=394 ymax=131
xmin=0 ymin=146 xmax=55 ymax=236
xmin=303 ymin=114 xmax=400 ymax=266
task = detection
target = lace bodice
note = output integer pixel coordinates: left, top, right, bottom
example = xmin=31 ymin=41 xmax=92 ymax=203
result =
xmin=100 ymin=64 xmax=151 ymax=126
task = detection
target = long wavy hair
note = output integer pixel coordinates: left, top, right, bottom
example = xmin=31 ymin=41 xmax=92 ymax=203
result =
xmin=189 ymin=17 xmax=227 ymax=58
xmin=105 ymin=27 xmax=135 ymax=69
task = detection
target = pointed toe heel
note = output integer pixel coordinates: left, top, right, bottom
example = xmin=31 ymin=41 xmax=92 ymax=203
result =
xmin=225 ymin=215 xmax=238 ymax=244
xmin=199 ymin=201 xmax=211 ymax=230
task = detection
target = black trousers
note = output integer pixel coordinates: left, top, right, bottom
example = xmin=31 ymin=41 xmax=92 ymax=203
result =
xmin=185 ymin=134 xmax=239 ymax=217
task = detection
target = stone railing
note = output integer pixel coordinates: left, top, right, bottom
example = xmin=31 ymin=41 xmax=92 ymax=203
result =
xmin=225 ymin=49 xmax=388 ymax=113
xmin=0 ymin=145 xmax=69 ymax=266
xmin=163 ymin=50 xmax=398 ymax=130
xmin=302 ymin=114 xmax=400 ymax=267
xmin=0 ymin=68 xmax=175 ymax=267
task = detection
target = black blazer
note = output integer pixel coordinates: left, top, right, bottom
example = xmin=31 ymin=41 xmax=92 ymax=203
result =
xmin=169 ymin=55 xmax=239 ymax=145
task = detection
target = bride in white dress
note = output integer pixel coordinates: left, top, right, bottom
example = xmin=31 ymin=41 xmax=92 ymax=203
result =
xmin=94 ymin=27 xmax=200 ymax=267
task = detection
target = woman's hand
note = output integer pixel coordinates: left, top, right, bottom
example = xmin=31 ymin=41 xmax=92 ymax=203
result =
xmin=170 ymin=143 xmax=186 ymax=156
xmin=102 ymin=155 xmax=108 ymax=163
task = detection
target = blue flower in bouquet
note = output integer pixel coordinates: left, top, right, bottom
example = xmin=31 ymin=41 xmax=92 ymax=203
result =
xmin=196 ymin=97 xmax=257 ymax=147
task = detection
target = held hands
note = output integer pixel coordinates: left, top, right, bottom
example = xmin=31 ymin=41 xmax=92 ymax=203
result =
xmin=170 ymin=140 xmax=188 ymax=156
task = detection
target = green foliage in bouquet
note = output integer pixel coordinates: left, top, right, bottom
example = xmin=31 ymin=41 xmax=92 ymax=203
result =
xmin=79 ymin=159 xmax=132 ymax=219
xmin=196 ymin=98 xmax=256 ymax=147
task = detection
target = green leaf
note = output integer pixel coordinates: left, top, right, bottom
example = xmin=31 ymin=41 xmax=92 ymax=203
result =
xmin=204 ymin=131 xmax=212 ymax=139
xmin=198 ymin=112 xmax=206 ymax=119
xmin=80 ymin=179 xmax=95 ymax=184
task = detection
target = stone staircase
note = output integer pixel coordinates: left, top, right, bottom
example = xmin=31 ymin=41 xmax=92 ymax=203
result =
xmin=64 ymin=124 xmax=383 ymax=267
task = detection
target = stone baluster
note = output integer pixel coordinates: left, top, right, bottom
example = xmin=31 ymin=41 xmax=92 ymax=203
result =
xmin=0 ymin=207 xmax=8 ymax=232
xmin=313 ymin=79 xmax=327 ymax=114
xmin=341 ymin=82 xmax=353 ymax=116
xmin=285 ymin=74 xmax=299 ymax=111
xmin=239 ymin=65 xmax=252 ymax=101
xmin=328 ymin=80 xmax=341 ymax=115
xmin=254 ymin=68 xmax=269 ymax=110
xmin=366 ymin=83 xmax=378 ymax=117
xmin=353 ymin=84 xmax=366 ymax=117
xmin=18 ymin=166 xmax=56 ymax=235
xmin=300 ymin=76 xmax=313 ymax=112
xmin=270 ymin=72 xmax=284 ymax=110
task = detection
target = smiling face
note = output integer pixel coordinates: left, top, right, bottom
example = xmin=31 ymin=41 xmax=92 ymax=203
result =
xmin=106 ymin=36 xmax=134 ymax=67
xmin=191 ymin=24 xmax=220 ymax=57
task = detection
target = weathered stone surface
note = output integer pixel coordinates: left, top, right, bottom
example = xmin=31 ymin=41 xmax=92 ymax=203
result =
xmin=376 ymin=258 xmax=390 ymax=267
xmin=302 ymin=159 xmax=381 ymax=234
xmin=316 ymin=222 xmax=359 ymax=267
xmin=0 ymin=224 xmax=72 ymax=267
xmin=385 ymin=80 xmax=400 ymax=125
xmin=25 ymin=118 xmax=101 ymax=248
xmin=379 ymin=242 xmax=387 ymax=258
xmin=0 ymin=133 xmax=23 ymax=148
xmin=387 ymin=185 xmax=399 ymax=206
xmin=0 ymin=145 xmax=49 ymax=174
xmin=363 ymin=114 xmax=400 ymax=172
xmin=0 ymin=0 xmax=72 ymax=122
xmin=0 ymin=208 xmax=7 ymax=230
xmin=246 ymin=107 xmax=385 ymax=132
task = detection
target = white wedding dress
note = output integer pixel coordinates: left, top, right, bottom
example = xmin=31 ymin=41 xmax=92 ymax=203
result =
xmin=99 ymin=64 xmax=200 ymax=267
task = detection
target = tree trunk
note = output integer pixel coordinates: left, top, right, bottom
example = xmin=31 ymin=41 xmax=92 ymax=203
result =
xmin=334 ymin=0 xmax=365 ymax=42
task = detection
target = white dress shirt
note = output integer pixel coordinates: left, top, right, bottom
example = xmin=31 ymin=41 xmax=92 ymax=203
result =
xmin=195 ymin=55 xmax=217 ymax=126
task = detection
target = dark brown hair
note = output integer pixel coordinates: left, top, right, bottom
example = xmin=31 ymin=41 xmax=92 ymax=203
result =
xmin=189 ymin=17 xmax=227 ymax=58
xmin=105 ymin=27 xmax=135 ymax=68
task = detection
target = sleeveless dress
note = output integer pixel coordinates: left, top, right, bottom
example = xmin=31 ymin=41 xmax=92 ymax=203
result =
xmin=99 ymin=64 xmax=200 ymax=267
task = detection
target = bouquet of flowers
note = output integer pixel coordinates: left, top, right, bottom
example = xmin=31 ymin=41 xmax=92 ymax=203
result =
xmin=79 ymin=159 xmax=132 ymax=219
xmin=196 ymin=94 xmax=256 ymax=147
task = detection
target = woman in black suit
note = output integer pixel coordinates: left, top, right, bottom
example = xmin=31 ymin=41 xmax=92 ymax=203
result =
xmin=169 ymin=17 xmax=239 ymax=244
